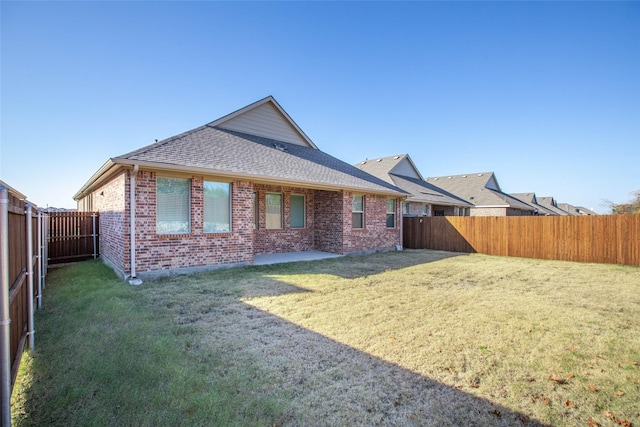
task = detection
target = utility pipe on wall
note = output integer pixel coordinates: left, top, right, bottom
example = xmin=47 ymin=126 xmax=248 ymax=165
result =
xmin=25 ymin=204 xmax=34 ymax=352
xmin=0 ymin=186 xmax=12 ymax=426
xmin=130 ymin=165 xmax=139 ymax=279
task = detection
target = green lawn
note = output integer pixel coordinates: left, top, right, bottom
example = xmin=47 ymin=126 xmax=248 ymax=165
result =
xmin=11 ymin=251 xmax=640 ymax=426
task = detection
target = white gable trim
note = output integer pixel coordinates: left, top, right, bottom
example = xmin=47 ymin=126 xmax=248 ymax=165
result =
xmin=208 ymin=96 xmax=318 ymax=149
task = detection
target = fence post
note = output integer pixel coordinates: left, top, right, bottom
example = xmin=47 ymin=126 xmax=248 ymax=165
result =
xmin=43 ymin=213 xmax=48 ymax=289
xmin=25 ymin=204 xmax=35 ymax=352
xmin=0 ymin=186 xmax=12 ymax=426
xmin=37 ymin=211 xmax=42 ymax=309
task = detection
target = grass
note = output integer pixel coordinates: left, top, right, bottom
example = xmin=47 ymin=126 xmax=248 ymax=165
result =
xmin=11 ymin=250 xmax=640 ymax=426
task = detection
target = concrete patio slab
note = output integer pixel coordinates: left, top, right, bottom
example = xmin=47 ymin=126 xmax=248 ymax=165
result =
xmin=253 ymin=251 xmax=342 ymax=266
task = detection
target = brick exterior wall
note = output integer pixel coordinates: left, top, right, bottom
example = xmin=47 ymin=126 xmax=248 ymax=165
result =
xmin=133 ymin=172 xmax=254 ymax=274
xmin=253 ymin=184 xmax=316 ymax=255
xmin=313 ymin=190 xmax=344 ymax=254
xmin=79 ymin=168 xmax=404 ymax=276
xmin=82 ymin=171 xmax=129 ymax=275
xmin=342 ymin=192 xmax=401 ymax=254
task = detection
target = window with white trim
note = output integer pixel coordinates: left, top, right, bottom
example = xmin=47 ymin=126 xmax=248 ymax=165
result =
xmin=156 ymin=177 xmax=190 ymax=234
xmin=266 ymin=193 xmax=283 ymax=229
xmin=352 ymin=195 xmax=364 ymax=229
xmin=203 ymin=181 xmax=231 ymax=233
xmin=290 ymin=194 xmax=305 ymax=229
xmin=386 ymin=198 xmax=396 ymax=228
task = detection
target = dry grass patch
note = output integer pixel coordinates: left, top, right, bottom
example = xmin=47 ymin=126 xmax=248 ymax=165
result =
xmin=16 ymin=250 xmax=638 ymax=426
xmin=146 ymin=250 xmax=638 ymax=426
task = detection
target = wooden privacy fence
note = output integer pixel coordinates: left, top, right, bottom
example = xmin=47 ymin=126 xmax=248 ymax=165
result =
xmin=48 ymin=212 xmax=99 ymax=264
xmin=1 ymin=183 xmax=48 ymax=424
xmin=403 ymin=215 xmax=640 ymax=267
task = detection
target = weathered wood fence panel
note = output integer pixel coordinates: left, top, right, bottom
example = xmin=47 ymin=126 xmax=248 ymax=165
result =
xmin=48 ymin=212 xmax=99 ymax=264
xmin=403 ymin=215 xmax=640 ymax=267
xmin=1 ymin=182 xmax=48 ymax=424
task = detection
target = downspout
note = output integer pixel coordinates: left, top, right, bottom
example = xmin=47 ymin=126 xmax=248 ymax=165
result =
xmin=399 ymin=197 xmax=404 ymax=250
xmin=129 ymin=165 xmax=141 ymax=285
xmin=1 ymin=186 xmax=11 ymax=426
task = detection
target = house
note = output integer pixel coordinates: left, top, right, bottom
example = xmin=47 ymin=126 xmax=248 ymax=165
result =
xmin=558 ymin=203 xmax=597 ymax=216
xmin=536 ymin=197 xmax=570 ymax=216
xmin=354 ymin=154 xmax=473 ymax=216
xmin=424 ymin=172 xmax=534 ymax=216
xmin=510 ymin=193 xmax=559 ymax=216
xmin=74 ymin=96 xmax=408 ymax=279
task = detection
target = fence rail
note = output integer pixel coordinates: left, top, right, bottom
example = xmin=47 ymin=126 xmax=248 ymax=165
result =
xmin=48 ymin=212 xmax=99 ymax=264
xmin=403 ymin=215 xmax=640 ymax=267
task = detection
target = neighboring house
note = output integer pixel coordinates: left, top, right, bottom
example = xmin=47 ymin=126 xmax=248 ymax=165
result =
xmin=424 ymin=172 xmax=534 ymax=216
xmin=510 ymin=193 xmax=559 ymax=216
xmin=558 ymin=203 xmax=597 ymax=216
xmin=536 ymin=197 xmax=570 ymax=216
xmin=354 ymin=154 xmax=473 ymax=216
xmin=74 ymin=96 xmax=407 ymax=279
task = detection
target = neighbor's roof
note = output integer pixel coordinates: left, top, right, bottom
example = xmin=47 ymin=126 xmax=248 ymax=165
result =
xmin=510 ymin=193 xmax=559 ymax=216
xmin=537 ymin=197 xmax=570 ymax=216
xmin=355 ymin=155 xmax=472 ymax=207
xmin=424 ymin=172 xmax=533 ymax=211
xmin=74 ymin=97 xmax=407 ymax=200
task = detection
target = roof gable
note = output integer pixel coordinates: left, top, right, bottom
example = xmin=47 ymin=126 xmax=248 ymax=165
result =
xmin=355 ymin=154 xmax=422 ymax=183
xmin=389 ymin=155 xmax=423 ymax=180
xmin=208 ymin=96 xmax=317 ymax=148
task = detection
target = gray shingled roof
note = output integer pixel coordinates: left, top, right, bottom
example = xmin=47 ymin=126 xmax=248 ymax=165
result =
xmin=425 ymin=173 xmax=533 ymax=211
xmin=354 ymin=155 xmax=471 ymax=207
xmin=537 ymin=197 xmax=570 ymax=215
xmin=388 ymin=175 xmax=473 ymax=207
xmin=115 ymin=126 xmax=407 ymax=196
xmin=510 ymin=193 xmax=559 ymax=216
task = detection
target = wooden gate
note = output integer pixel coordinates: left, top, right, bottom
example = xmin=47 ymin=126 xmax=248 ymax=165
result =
xmin=48 ymin=212 xmax=99 ymax=264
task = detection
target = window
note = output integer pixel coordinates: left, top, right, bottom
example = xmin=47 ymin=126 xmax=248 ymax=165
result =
xmin=434 ymin=210 xmax=445 ymax=216
xmin=266 ymin=193 xmax=283 ymax=229
xmin=402 ymin=202 xmax=409 ymax=215
xmin=386 ymin=198 xmax=396 ymax=228
xmin=156 ymin=177 xmax=190 ymax=234
xmin=352 ymin=195 xmax=364 ymax=229
xmin=290 ymin=194 xmax=305 ymax=229
xmin=422 ymin=204 xmax=429 ymax=216
xmin=253 ymin=192 xmax=258 ymax=229
xmin=203 ymin=181 xmax=231 ymax=233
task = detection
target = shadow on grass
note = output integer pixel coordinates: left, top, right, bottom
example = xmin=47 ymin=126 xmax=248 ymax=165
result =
xmin=150 ymin=260 xmax=551 ymax=426
xmin=14 ymin=256 xmax=550 ymax=426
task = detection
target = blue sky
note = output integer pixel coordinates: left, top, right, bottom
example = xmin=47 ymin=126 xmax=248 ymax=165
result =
xmin=2 ymin=1 xmax=638 ymax=213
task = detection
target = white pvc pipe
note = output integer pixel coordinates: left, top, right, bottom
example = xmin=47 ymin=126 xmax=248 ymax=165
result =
xmin=0 ymin=186 xmax=12 ymax=426
xmin=25 ymin=204 xmax=34 ymax=352
xmin=130 ymin=165 xmax=139 ymax=278
xmin=92 ymin=213 xmax=97 ymax=259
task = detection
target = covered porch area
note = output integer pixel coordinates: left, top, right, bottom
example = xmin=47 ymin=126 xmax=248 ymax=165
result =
xmin=253 ymin=250 xmax=342 ymax=266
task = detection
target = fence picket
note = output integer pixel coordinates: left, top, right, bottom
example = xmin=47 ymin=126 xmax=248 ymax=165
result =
xmin=47 ymin=212 xmax=99 ymax=264
xmin=403 ymin=215 xmax=640 ymax=267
